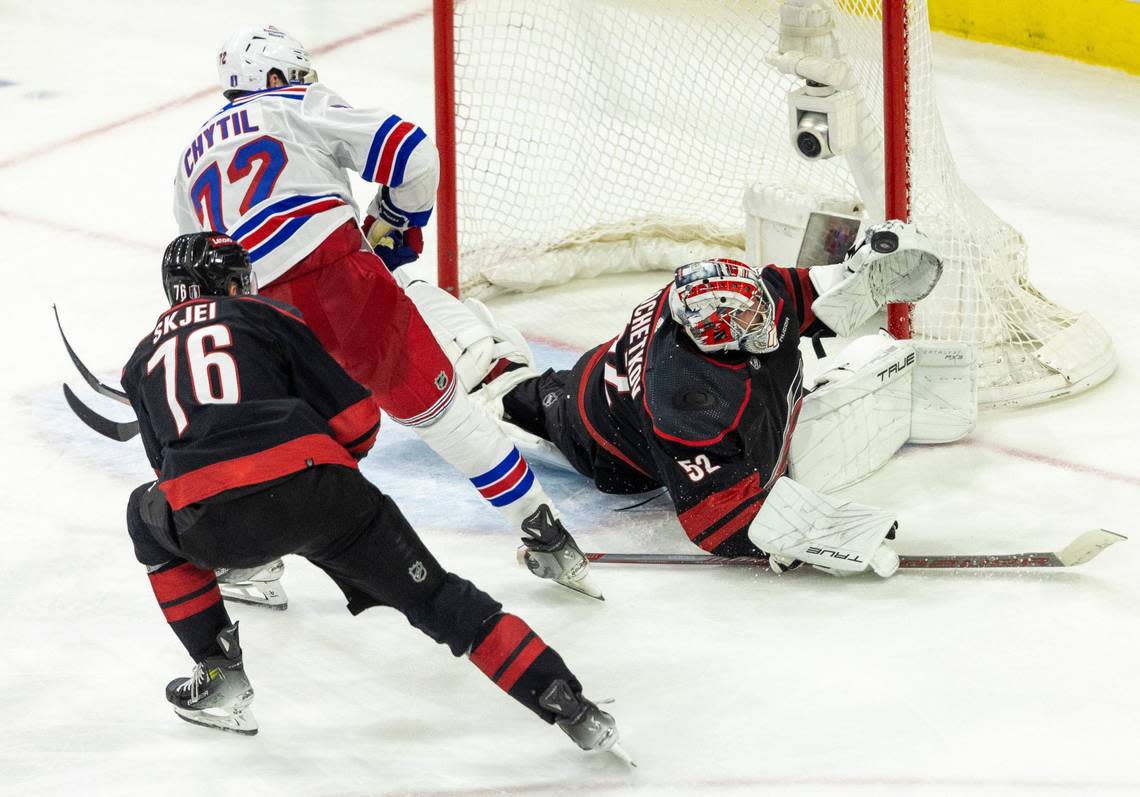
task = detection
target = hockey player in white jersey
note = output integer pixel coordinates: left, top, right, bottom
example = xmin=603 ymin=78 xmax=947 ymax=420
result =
xmin=172 ymin=25 xmax=600 ymax=599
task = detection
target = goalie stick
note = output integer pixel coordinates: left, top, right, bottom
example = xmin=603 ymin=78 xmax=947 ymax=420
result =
xmin=63 ymin=383 xmax=140 ymax=442
xmin=585 ymin=529 xmax=1125 ymax=571
xmin=52 ymin=304 xmax=131 ymax=404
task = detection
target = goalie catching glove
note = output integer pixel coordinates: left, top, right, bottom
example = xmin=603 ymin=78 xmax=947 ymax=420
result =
xmin=810 ymin=220 xmax=942 ymax=336
xmin=747 ymin=477 xmax=900 ymax=577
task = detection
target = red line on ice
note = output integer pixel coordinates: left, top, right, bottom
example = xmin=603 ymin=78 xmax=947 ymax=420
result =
xmin=0 ymin=208 xmax=158 ymax=251
xmin=969 ymin=439 xmax=1140 ymax=488
xmin=0 ymin=7 xmax=432 ymax=171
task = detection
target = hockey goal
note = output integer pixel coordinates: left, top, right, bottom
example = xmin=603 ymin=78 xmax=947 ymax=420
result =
xmin=433 ymin=0 xmax=1115 ymax=408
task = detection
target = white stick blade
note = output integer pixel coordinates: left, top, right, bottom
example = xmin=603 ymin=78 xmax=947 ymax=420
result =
xmin=1056 ymin=529 xmax=1127 ymax=567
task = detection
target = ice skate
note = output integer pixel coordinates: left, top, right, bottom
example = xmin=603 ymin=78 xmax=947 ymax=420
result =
xmin=539 ymin=680 xmax=631 ymax=764
xmin=517 ymin=505 xmax=603 ymax=600
xmin=215 ymin=558 xmax=288 ymax=610
xmin=166 ymin=622 xmax=257 ymax=735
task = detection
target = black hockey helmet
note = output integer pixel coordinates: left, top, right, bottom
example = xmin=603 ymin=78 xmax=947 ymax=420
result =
xmin=161 ymin=232 xmax=255 ymax=305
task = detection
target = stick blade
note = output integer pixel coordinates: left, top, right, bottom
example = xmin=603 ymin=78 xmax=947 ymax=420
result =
xmin=1056 ymin=529 xmax=1127 ymax=567
xmin=63 ymin=383 xmax=139 ymax=442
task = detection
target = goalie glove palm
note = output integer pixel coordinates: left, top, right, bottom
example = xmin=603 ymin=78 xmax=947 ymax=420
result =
xmin=810 ymin=220 xmax=943 ymax=336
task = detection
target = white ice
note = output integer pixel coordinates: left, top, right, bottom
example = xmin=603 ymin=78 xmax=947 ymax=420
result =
xmin=3 ymin=2 xmax=1139 ymax=796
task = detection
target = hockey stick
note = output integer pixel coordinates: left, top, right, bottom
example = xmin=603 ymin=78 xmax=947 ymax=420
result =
xmin=52 ymin=304 xmax=131 ymax=404
xmin=585 ymin=529 xmax=1126 ymax=571
xmin=63 ymin=383 xmax=139 ymax=442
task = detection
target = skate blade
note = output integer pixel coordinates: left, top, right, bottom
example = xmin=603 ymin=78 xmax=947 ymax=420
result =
xmin=515 ymin=547 xmax=605 ymax=601
xmin=607 ymin=742 xmax=636 ymax=767
xmin=219 ymin=581 xmax=288 ymax=610
xmin=217 ymin=559 xmax=285 ymax=584
xmin=555 ymin=572 xmax=605 ymax=601
xmin=172 ymin=705 xmax=259 ymax=736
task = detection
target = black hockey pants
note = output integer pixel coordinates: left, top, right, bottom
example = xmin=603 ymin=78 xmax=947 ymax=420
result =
xmin=128 ymin=465 xmax=500 ymax=652
xmin=126 ymin=466 xmax=582 ymax=723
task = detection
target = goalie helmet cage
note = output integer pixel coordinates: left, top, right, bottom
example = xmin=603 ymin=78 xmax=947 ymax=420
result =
xmin=433 ymin=0 xmax=1115 ymax=408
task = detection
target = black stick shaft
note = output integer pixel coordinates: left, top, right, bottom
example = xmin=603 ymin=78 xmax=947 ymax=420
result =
xmin=52 ymin=304 xmax=130 ymax=404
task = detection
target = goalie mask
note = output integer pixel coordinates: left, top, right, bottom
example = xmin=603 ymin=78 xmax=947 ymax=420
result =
xmin=162 ymin=233 xmax=256 ymax=305
xmin=218 ymin=26 xmax=315 ymax=98
xmin=668 ymin=259 xmax=779 ymax=355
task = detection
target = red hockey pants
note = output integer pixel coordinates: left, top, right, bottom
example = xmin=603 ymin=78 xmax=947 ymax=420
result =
xmin=261 ymin=221 xmax=454 ymax=425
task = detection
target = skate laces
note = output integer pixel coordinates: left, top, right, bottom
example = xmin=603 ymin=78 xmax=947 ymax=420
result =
xmin=176 ymin=662 xmax=209 ymax=702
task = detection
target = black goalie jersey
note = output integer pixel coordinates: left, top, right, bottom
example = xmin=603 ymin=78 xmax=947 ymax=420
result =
xmin=503 ymin=266 xmax=831 ymax=556
xmin=122 ymin=295 xmax=380 ymax=512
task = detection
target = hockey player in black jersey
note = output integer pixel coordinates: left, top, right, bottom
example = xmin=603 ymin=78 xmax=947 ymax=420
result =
xmin=122 ymin=232 xmax=623 ymax=755
xmin=408 ymin=221 xmax=965 ymax=578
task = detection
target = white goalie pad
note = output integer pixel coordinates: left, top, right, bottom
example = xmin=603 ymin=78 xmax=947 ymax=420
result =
xmin=789 ymin=334 xmax=977 ymax=493
xmin=403 ymin=279 xmax=536 ymax=395
xmin=810 ymin=221 xmax=943 ymax=337
xmin=789 ymin=333 xmax=914 ymax=493
xmin=910 ymin=340 xmax=978 ymax=444
xmin=747 ymin=477 xmax=899 ymax=577
xmin=403 ymin=279 xmax=576 ymax=472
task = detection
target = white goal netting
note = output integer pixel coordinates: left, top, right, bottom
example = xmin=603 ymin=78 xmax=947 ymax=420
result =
xmin=445 ymin=0 xmax=1115 ymax=407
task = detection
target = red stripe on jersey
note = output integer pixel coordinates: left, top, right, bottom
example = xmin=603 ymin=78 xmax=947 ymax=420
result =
xmin=149 ymin=562 xmax=215 ymax=604
xmin=469 ymin=615 xmax=530 ymax=679
xmin=577 ymin=341 xmax=651 ymax=478
xmin=697 ymin=500 xmax=764 ymax=553
xmin=162 ymin=585 xmax=223 ymax=623
xmin=348 ymin=427 xmax=379 ymax=458
xmin=241 ymin=198 xmax=345 ymax=249
xmin=677 ymin=472 xmax=762 ymax=542
xmin=160 ymin=433 xmax=357 ymax=510
xmin=496 ymin=637 xmax=547 ymax=692
xmin=374 ymin=121 xmax=415 ymax=183
xmin=765 ymin=395 xmax=804 ymax=492
xmin=328 ymin=396 xmax=381 ymax=449
xmin=773 ymin=266 xmax=801 ymax=321
xmin=795 ymin=268 xmax=818 ymax=332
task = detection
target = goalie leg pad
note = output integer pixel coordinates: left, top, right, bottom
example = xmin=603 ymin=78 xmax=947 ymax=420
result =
xmin=789 ymin=333 xmax=914 ymax=493
xmin=909 ymin=341 xmax=977 ymax=443
xmin=403 ymin=280 xmax=538 ymax=402
xmin=747 ymin=477 xmax=899 ymax=577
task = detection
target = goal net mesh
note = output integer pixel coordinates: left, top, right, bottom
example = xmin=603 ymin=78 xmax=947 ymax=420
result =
xmin=446 ymin=0 xmax=1114 ymax=406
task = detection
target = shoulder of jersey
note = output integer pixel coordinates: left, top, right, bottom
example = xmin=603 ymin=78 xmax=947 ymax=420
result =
xmin=222 ymin=83 xmax=315 ymax=111
xmin=232 ymin=294 xmax=307 ymax=323
xmin=644 ymin=325 xmax=751 ymax=447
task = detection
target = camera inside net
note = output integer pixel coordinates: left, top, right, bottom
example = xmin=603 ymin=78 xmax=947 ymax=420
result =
xmin=788 ymin=85 xmax=859 ymax=161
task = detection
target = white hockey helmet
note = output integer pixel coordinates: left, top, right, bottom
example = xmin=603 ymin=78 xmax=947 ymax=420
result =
xmin=668 ymin=258 xmax=780 ymax=355
xmin=217 ymin=26 xmax=314 ymax=96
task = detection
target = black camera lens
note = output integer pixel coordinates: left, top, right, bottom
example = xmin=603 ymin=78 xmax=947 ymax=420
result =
xmin=796 ymin=131 xmax=823 ymax=159
xmin=871 ymin=230 xmax=899 ymax=253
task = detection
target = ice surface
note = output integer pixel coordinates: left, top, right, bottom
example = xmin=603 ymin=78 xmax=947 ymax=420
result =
xmin=2 ymin=2 xmax=1138 ymax=795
